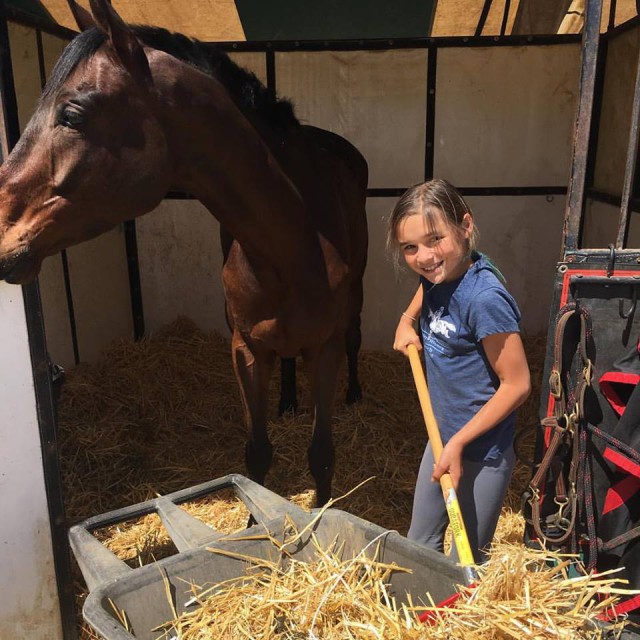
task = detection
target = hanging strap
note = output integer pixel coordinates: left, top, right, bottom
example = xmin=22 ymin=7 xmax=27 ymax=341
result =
xmin=528 ymin=304 xmax=593 ymax=547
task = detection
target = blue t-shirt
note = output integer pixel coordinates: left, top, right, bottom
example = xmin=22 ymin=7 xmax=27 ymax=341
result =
xmin=419 ymin=254 xmax=521 ymax=461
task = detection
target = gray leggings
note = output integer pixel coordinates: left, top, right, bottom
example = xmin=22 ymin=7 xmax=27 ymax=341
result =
xmin=407 ymin=442 xmax=515 ymax=563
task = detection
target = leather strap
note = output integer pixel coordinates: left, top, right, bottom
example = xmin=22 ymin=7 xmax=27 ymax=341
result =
xmin=528 ymin=304 xmax=593 ymax=547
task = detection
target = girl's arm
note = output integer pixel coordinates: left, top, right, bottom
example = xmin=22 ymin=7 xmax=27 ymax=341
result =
xmin=432 ymin=331 xmax=531 ymax=489
xmin=393 ymin=285 xmax=423 ymax=355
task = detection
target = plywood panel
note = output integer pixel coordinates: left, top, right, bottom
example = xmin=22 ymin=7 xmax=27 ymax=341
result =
xmin=276 ymin=49 xmax=428 ymax=189
xmin=435 ymin=44 xmax=580 ymax=187
xmin=66 ymin=227 xmax=133 ymax=363
xmin=38 ymin=255 xmax=75 ymax=369
xmin=581 ymin=199 xmax=640 ymax=249
xmin=466 ymin=195 xmax=565 ymax=333
xmin=41 ymin=0 xmax=245 ymax=41
xmin=41 ymin=31 xmax=69 ymax=78
xmin=8 ymin=23 xmax=40 ymax=131
xmin=228 ymin=50 xmax=266 ymax=84
xmin=136 ymin=200 xmax=228 ymax=337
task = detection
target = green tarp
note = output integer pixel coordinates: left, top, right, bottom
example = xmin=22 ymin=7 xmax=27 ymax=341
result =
xmin=235 ymin=0 xmax=437 ymax=40
xmin=6 ymin=0 xmax=55 ymax=23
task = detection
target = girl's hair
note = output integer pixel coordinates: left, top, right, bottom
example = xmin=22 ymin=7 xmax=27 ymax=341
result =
xmin=386 ymin=178 xmax=479 ymax=265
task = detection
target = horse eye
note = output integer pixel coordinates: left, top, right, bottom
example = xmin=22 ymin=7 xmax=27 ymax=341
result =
xmin=56 ymin=105 xmax=84 ymax=130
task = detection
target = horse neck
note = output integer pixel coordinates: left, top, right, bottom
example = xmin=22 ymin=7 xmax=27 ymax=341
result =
xmin=161 ymin=67 xmax=318 ymax=273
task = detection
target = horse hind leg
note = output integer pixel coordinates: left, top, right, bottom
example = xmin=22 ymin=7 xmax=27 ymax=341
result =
xmin=278 ymin=357 xmax=298 ymax=415
xmin=304 ymin=336 xmax=344 ymax=506
xmin=345 ymin=281 xmax=364 ymax=405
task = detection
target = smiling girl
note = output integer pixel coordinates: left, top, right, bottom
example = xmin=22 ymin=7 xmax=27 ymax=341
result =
xmin=387 ymin=178 xmax=531 ymax=563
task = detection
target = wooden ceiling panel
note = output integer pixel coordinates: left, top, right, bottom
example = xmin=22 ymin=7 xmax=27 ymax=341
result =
xmin=40 ymin=0 xmax=246 ymax=41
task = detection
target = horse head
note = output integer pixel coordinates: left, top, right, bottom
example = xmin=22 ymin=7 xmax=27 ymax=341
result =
xmin=0 ymin=0 xmax=170 ymax=284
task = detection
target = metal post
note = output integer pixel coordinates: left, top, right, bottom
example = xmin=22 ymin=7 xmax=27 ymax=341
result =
xmin=616 ymin=40 xmax=640 ymax=249
xmin=563 ymin=0 xmax=603 ymax=254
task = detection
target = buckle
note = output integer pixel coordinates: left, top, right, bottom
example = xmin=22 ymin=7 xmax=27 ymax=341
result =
xmin=549 ymin=369 xmax=562 ymax=398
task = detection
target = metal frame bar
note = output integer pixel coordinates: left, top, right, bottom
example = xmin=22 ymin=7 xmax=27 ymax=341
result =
xmin=424 ymin=44 xmax=437 ymax=181
xmin=0 ymin=4 xmax=76 ymax=639
xmin=616 ymin=41 xmax=640 ymax=249
xmin=475 ymin=0 xmax=494 ymax=36
xmin=217 ymin=32 xmax=581 ymax=52
xmin=124 ymin=220 xmax=145 ymax=340
xmin=588 ymin=187 xmax=640 ymax=213
xmin=563 ymin=0 xmax=603 ymax=254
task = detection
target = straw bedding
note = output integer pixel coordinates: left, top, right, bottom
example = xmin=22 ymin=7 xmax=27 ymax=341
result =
xmin=56 ymin=317 xmax=610 ymax=639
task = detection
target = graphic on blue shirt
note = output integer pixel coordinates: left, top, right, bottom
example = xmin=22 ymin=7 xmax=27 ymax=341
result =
xmin=428 ymin=307 xmax=456 ymax=339
xmin=419 ymin=254 xmax=522 ymax=461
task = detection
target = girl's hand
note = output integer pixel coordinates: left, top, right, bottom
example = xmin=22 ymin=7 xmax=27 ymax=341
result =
xmin=393 ymin=316 xmax=422 ymax=356
xmin=431 ymin=437 xmax=464 ymax=490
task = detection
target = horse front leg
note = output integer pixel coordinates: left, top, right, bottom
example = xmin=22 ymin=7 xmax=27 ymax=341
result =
xmin=231 ymin=332 xmax=275 ymax=487
xmin=304 ymin=335 xmax=345 ymax=506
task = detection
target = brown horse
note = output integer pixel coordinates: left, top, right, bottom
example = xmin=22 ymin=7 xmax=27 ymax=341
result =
xmin=0 ymin=0 xmax=368 ymax=506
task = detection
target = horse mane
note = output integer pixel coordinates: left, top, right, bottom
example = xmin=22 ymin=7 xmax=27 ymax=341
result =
xmin=42 ymin=25 xmax=299 ymax=131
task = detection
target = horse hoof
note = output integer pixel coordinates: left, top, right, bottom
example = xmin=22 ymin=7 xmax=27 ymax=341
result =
xmin=278 ymin=399 xmax=298 ymax=416
xmin=345 ymin=385 xmax=362 ymax=405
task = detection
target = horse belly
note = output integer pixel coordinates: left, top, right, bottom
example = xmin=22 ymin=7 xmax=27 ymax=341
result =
xmin=222 ymin=237 xmax=351 ymax=357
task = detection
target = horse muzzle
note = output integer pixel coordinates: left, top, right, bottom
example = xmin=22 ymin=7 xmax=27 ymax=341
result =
xmin=0 ymin=247 xmax=40 ymax=284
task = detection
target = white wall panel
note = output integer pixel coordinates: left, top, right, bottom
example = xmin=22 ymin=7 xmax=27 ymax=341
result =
xmin=276 ymin=49 xmax=428 ymax=188
xmin=136 ymin=200 xmax=229 ymax=336
xmin=0 ymin=284 xmax=62 ymax=639
xmin=66 ymin=227 xmax=133 ymax=362
xmin=362 ymin=198 xmax=421 ymax=349
xmin=594 ymin=25 xmax=640 ymax=195
xmin=435 ymin=44 xmax=580 ymax=187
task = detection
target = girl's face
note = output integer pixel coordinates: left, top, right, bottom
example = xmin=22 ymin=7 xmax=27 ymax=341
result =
xmin=397 ymin=209 xmax=473 ymax=285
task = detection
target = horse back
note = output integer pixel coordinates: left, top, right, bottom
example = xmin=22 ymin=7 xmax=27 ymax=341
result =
xmin=301 ymin=125 xmax=368 ymax=193
xmin=300 ymin=125 xmax=368 ymax=275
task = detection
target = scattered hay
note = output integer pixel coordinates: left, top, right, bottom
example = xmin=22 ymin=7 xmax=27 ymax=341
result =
xmin=56 ymin=317 xmax=548 ymax=638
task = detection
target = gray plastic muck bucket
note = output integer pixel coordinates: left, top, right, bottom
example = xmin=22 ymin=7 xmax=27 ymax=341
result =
xmin=69 ymin=474 xmax=465 ymax=639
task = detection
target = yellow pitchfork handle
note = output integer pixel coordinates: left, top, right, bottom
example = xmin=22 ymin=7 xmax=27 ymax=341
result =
xmin=407 ymin=344 xmax=478 ymax=584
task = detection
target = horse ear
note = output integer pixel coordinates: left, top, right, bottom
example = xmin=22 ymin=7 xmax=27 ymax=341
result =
xmin=88 ymin=0 xmax=152 ymax=85
xmin=66 ymin=0 xmax=96 ymax=31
